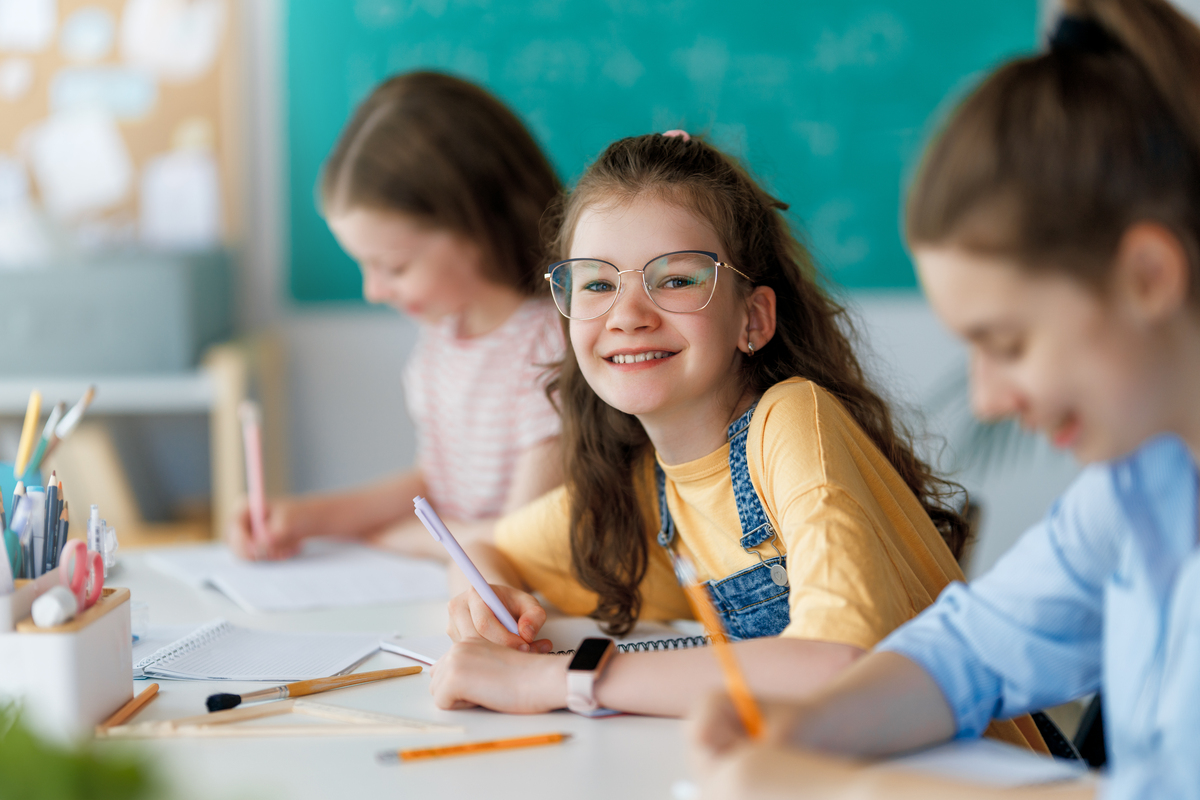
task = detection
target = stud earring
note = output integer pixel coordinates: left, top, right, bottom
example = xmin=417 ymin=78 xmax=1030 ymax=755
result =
xmin=747 ymin=341 xmax=755 ymax=357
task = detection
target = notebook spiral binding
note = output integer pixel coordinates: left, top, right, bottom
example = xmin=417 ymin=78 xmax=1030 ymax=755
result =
xmin=134 ymin=619 xmax=230 ymax=670
xmin=553 ymin=634 xmax=712 ymax=656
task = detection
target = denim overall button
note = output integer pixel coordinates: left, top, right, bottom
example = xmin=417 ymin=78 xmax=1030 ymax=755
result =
xmin=769 ymin=563 xmax=788 ymax=586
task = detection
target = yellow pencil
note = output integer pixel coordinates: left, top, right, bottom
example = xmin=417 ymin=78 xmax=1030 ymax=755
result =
xmin=379 ymin=732 xmax=572 ymax=763
xmin=672 ymin=552 xmax=764 ymax=739
xmin=13 ymin=390 xmax=42 ymax=479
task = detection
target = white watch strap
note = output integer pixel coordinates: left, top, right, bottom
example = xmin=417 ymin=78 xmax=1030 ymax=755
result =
xmin=566 ymin=669 xmax=600 ymax=714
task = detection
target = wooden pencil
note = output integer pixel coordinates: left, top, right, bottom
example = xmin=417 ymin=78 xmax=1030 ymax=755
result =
xmin=98 ymin=684 xmax=160 ymax=730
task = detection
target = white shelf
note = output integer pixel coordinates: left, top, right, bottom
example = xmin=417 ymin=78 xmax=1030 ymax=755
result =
xmin=0 ymin=373 xmax=215 ymax=415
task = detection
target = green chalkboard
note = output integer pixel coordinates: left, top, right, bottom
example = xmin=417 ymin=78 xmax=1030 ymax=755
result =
xmin=286 ymin=1 xmax=1037 ymax=303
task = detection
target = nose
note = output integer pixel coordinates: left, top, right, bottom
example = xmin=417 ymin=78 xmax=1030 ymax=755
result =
xmin=361 ymin=269 xmax=388 ymax=305
xmin=604 ymin=275 xmax=660 ymax=333
xmin=969 ymin=356 xmax=1027 ymax=423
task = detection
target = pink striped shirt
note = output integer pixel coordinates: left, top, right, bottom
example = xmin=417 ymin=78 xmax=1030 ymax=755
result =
xmin=404 ymin=298 xmax=565 ymax=521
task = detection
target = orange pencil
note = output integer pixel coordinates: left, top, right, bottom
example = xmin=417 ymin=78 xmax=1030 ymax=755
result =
xmin=672 ymin=552 xmax=764 ymax=739
xmin=379 ymin=732 xmax=572 ymax=763
xmin=98 ymin=684 xmax=160 ymax=731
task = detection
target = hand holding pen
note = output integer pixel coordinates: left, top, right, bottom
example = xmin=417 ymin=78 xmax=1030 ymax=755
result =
xmin=413 ymin=497 xmax=552 ymax=653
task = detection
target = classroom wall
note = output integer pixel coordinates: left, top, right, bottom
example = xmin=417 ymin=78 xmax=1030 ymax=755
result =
xmin=239 ymin=0 xmax=1193 ymax=576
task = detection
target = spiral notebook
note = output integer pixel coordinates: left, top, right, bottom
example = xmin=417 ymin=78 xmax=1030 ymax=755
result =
xmin=134 ymin=619 xmax=380 ymax=681
xmin=381 ymin=616 xmax=711 ymax=665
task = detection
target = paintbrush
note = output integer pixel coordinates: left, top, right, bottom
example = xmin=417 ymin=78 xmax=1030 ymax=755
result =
xmin=205 ymin=665 xmax=422 ymax=711
xmin=42 ymin=386 xmax=96 ymax=463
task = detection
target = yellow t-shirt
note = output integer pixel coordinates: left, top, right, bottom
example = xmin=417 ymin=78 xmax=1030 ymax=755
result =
xmin=496 ymin=377 xmax=964 ymax=650
xmin=495 ymin=376 xmax=1044 ymax=753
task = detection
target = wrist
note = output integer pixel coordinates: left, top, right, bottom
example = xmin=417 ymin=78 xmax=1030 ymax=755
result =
xmin=544 ymin=653 xmax=571 ymax=710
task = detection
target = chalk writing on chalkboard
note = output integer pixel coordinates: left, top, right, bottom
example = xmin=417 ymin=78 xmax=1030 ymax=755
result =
xmin=286 ymin=1 xmax=1037 ymax=303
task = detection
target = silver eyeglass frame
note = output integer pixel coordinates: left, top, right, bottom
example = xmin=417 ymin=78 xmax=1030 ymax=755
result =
xmin=543 ymin=250 xmax=752 ymax=321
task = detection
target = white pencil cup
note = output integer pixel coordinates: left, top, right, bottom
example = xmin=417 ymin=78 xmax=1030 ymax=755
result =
xmin=0 ymin=580 xmax=133 ymax=741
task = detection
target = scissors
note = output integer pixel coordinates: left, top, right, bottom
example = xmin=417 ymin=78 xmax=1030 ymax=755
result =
xmin=58 ymin=539 xmax=104 ymax=611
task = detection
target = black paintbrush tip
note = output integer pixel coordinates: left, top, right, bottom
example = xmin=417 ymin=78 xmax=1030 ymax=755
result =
xmin=206 ymin=693 xmax=242 ymax=712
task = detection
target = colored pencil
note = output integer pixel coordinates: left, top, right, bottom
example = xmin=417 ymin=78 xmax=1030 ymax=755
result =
xmin=25 ymin=402 xmax=65 ymax=476
xmin=671 ymin=552 xmax=764 ymax=739
xmin=13 ymin=390 xmax=42 ymax=479
xmin=379 ymin=732 xmax=572 ymax=763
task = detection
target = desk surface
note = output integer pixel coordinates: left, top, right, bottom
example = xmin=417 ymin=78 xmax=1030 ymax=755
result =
xmin=103 ymin=552 xmax=693 ymax=800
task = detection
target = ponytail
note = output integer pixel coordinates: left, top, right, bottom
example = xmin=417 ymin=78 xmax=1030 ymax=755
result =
xmin=907 ymin=0 xmax=1200 ymax=298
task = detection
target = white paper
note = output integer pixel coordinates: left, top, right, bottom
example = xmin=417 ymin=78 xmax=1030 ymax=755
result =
xmin=25 ymin=109 xmax=133 ymax=218
xmin=135 ymin=619 xmax=380 ymax=681
xmin=0 ymin=157 xmax=52 ymax=266
xmin=146 ymin=540 xmax=449 ymax=613
xmin=875 ymin=738 xmax=1088 ymax=787
xmin=120 ymin=0 xmax=225 ymax=83
xmin=50 ymin=67 xmax=157 ymax=119
xmin=0 ymin=0 xmax=56 ymax=52
xmin=60 ymin=6 xmax=115 ymax=62
xmin=140 ymin=148 xmax=220 ymax=248
xmin=0 ymin=58 xmax=34 ymax=102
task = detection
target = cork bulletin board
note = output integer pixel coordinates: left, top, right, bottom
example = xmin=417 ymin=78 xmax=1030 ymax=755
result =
xmin=0 ymin=0 xmax=239 ymax=263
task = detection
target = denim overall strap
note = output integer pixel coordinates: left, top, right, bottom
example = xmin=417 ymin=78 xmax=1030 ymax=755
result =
xmin=726 ymin=403 xmax=776 ymax=550
xmin=655 ymin=401 xmax=791 ymax=640
xmin=655 ymin=464 xmax=676 ymax=548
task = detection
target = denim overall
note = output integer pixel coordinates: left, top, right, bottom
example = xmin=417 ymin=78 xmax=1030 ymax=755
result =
xmin=656 ymin=403 xmax=792 ymax=640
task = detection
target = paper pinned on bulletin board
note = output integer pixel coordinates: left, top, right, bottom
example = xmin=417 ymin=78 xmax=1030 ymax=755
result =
xmin=120 ymin=0 xmax=225 ymax=83
xmin=25 ymin=109 xmax=134 ymax=219
xmin=0 ymin=0 xmax=57 ymax=53
xmin=0 ymin=0 xmax=236 ymax=262
xmin=59 ymin=6 xmax=117 ymax=63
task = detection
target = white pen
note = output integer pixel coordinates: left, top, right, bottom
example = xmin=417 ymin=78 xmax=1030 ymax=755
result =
xmin=413 ymin=496 xmax=520 ymax=635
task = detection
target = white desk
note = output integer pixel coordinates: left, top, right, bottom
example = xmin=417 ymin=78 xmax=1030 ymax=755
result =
xmin=102 ymin=552 xmax=693 ymax=800
xmin=101 ymin=552 xmax=1092 ymax=800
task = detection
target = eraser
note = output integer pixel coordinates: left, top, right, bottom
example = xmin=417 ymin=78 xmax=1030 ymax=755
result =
xmin=32 ymin=585 xmax=78 ymax=628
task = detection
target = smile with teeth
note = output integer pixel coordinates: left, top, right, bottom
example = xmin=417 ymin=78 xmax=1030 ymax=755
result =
xmin=608 ymin=351 xmax=674 ymax=364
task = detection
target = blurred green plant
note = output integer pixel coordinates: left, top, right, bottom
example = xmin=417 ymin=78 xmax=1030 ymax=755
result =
xmin=0 ymin=705 xmax=160 ymax=800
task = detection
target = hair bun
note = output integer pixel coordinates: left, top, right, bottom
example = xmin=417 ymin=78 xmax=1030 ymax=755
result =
xmin=1050 ymin=16 xmax=1123 ymax=54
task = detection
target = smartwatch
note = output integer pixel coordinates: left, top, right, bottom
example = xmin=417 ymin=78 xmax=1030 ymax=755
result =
xmin=566 ymin=637 xmax=616 ymax=716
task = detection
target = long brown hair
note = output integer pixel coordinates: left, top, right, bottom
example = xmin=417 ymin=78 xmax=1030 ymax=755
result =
xmin=548 ymin=134 xmax=969 ymax=634
xmin=907 ymin=0 xmax=1200 ymax=298
xmin=321 ymin=71 xmax=562 ymax=295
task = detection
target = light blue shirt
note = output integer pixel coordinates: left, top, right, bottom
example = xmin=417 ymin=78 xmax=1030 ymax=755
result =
xmin=879 ymin=435 xmax=1200 ymax=799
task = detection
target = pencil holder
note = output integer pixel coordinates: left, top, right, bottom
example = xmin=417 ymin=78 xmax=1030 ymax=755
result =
xmin=0 ymin=583 xmax=132 ymax=741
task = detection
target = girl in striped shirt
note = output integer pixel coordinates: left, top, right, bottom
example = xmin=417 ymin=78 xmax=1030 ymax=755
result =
xmin=228 ymin=72 xmax=565 ymax=560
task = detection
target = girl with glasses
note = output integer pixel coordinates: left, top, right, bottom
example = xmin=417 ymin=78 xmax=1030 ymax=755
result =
xmin=693 ymin=1 xmax=1200 ymax=798
xmin=427 ymin=132 xmax=1039 ymax=749
xmin=226 ymin=72 xmax=565 ymax=561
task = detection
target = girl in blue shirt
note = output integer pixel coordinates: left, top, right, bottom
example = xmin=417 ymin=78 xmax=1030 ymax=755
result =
xmin=691 ymin=1 xmax=1200 ymax=798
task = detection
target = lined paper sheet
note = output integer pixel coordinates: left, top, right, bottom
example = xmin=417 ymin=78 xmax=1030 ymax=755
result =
xmin=146 ymin=540 xmax=448 ymax=613
xmin=136 ymin=620 xmax=380 ymax=681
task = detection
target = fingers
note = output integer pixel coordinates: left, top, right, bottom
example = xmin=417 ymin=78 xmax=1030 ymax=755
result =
xmin=498 ymin=587 xmax=546 ymax=644
xmin=689 ymin=691 xmax=749 ymax=761
xmin=226 ymin=504 xmax=260 ymax=560
xmin=445 ymin=589 xmax=527 ymax=650
xmin=467 ymin=588 xmax=531 ymax=650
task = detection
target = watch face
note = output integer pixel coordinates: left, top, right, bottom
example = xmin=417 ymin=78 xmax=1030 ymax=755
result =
xmin=568 ymin=637 xmax=614 ymax=671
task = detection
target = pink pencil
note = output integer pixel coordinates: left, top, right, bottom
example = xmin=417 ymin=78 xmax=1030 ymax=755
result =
xmin=239 ymin=401 xmax=268 ymax=547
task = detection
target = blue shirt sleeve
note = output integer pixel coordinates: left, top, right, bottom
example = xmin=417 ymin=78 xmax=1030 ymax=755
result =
xmin=878 ymin=463 xmax=1124 ymax=738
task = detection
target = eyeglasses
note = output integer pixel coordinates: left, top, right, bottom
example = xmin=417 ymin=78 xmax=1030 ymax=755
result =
xmin=544 ymin=250 xmax=751 ymax=321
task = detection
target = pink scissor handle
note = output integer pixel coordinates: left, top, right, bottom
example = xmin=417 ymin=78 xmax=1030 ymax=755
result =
xmin=58 ymin=540 xmax=104 ymax=610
